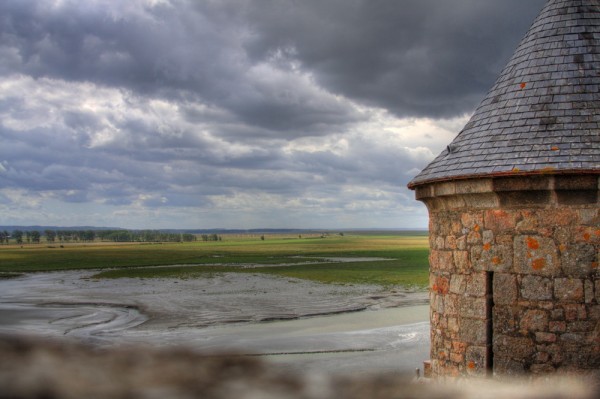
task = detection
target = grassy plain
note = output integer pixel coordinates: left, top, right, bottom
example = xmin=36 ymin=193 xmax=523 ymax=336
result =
xmin=0 ymin=233 xmax=430 ymax=288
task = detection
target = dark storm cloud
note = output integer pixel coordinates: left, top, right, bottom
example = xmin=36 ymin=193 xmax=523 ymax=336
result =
xmin=0 ymin=0 xmax=545 ymax=125
xmin=0 ymin=0 xmax=363 ymax=136
xmin=0 ymin=0 xmax=549 ymax=228
xmin=242 ymin=0 xmax=547 ymax=118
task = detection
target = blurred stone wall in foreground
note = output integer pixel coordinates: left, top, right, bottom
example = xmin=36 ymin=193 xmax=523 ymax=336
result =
xmin=0 ymin=336 xmax=597 ymax=399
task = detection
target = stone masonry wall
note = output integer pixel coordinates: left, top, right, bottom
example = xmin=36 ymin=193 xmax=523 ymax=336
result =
xmin=415 ymin=175 xmax=600 ymax=378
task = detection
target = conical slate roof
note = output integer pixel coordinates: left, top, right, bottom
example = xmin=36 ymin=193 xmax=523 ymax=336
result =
xmin=409 ymin=0 xmax=600 ymax=188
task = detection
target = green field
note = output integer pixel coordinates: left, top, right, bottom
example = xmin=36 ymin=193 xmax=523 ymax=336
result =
xmin=0 ymin=233 xmax=430 ymax=288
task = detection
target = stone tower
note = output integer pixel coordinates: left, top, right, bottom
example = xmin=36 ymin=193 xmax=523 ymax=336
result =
xmin=408 ymin=0 xmax=600 ymax=377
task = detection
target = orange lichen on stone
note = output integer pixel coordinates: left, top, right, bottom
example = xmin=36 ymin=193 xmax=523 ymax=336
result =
xmin=532 ymin=258 xmax=546 ymax=271
xmin=592 ymin=262 xmax=599 ymax=269
xmin=492 ymin=256 xmax=501 ymax=265
xmin=551 ymin=146 xmax=560 ymax=151
xmin=467 ymin=361 xmax=476 ymax=370
xmin=583 ymin=232 xmax=591 ymax=241
xmin=540 ymin=167 xmax=556 ymax=174
xmin=473 ymin=224 xmax=480 ymax=232
xmin=527 ymin=237 xmax=540 ymax=250
xmin=520 ymin=82 xmax=527 ymax=89
xmin=559 ymin=244 xmax=567 ymax=252
xmin=483 ymin=243 xmax=491 ymax=251
xmin=433 ymin=277 xmax=449 ymax=294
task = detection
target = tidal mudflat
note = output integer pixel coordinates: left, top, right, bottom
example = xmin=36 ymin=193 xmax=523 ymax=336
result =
xmin=0 ymin=270 xmax=429 ymax=375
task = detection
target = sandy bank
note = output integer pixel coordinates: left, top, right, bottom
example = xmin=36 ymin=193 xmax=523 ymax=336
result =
xmin=0 ymin=270 xmax=430 ymax=374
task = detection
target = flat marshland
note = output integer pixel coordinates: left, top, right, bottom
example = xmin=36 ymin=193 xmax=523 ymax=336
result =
xmin=0 ymin=232 xmax=431 ymax=375
xmin=0 ymin=233 xmax=430 ymax=288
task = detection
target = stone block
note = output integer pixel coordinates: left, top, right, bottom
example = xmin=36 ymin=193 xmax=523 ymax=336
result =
xmin=554 ymin=278 xmax=584 ymax=302
xmin=520 ymin=275 xmax=553 ymax=300
xmin=493 ymin=335 xmax=535 ymax=360
xmin=432 ymin=292 xmax=445 ymax=314
xmin=473 ymin=243 xmax=512 ymax=272
xmin=514 ymin=235 xmax=559 ymax=276
xmin=551 ymin=308 xmax=564 ymax=320
xmin=434 ymin=235 xmax=445 ymax=250
xmin=555 ymin=175 xmax=598 ymax=190
xmin=557 ymin=190 xmax=598 ymax=205
xmin=493 ymin=356 xmax=525 ymax=376
xmin=484 ymin=210 xmax=517 ymax=232
xmin=482 ymin=229 xmax=494 ymax=244
xmin=493 ymin=176 xmax=552 ymax=192
xmin=459 ymin=297 xmax=487 ymax=319
xmin=464 ymin=193 xmax=499 ymax=209
xmin=434 ymin=182 xmax=457 ymax=196
xmin=432 ymin=275 xmax=450 ymax=295
xmin=535 ymin=351 xmax=551 ymax=363
xmin=465 ymin=345 xmax=488 ymax=376
xmin=561 ymin=243 xmax=597 ymax=277
xmin=447 ymin=317 xmax=459 ymax=333
xmin=449 ymin=275 xmax=465 ymax=295
xmin=540 ymin=209 xmax=578 ymax=227
xmin=535 ymin=332 xmax=557 ymax=343
xmin=566 ymin=320 xmax=595 ymax=333
xmin=530 ymin=363 xmax=556 ymax=374
xmin=493 ymin=273 xmax=518 ymax=305
xmin=447 ymin=195 xmax=469 ymax=210
xmin=520 ymin=309 xmax=549 ymax=332
xmin=430 ymin=250 xmax=454 ymax=272
xmin=585 ymin=280 xmax=594 ymax=303
xmin=445 ymin=235 xmax=457 ymax=249
xmin=415 ymin=185 xmax=434 ymax=200
xmin=460 ymin=318 xmax=487 ymax=345
xmin=467 ymin=230 xmax=482 ymax=245
xmin=461 ymin=212 xmax=483 ymax=229
xmin=516 ymin=210 xmax=539 ymax=232
xmin=564 ymin=304 xmax=587 ymax=321
xmin=454 ymin=179 xmax=494 ymax=195
xmin=453 ymin=251 xmax=471 ymax=273
xmin=498 ymin=190 xmax=552 ymax=208
xmin=465 ymin=273 xmax=487 ymax=297
xmin=444 ymin=294 xmax=460 ymax=316
xmin=589 ymin=305 xmax=600 ymax=320
xmin=450 ymin=351 xmax=464 ymax=364
xmin=549 ymin=321 xmax=567 ymax=333
xmin=578 ymin=208 xmax=599 ymax=224
xmin=493 ymin=305 xmax=517 ymax=334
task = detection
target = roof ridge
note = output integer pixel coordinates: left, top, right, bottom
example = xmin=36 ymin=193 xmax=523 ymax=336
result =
xmin=409 ymin=0 xmax=600 ymax=188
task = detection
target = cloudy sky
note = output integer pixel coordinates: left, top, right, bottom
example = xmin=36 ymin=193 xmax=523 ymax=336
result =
xmin=0 ymin=0 xmax=546 ymax=230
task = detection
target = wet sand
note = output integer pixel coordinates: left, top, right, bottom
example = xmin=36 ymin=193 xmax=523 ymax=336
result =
xmin=0 ymin=271 xmax=429 ymax=375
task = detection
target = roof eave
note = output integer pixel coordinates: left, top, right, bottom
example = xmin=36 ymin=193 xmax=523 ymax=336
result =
xmin=407 ymin=169 xmax=600 ymax=190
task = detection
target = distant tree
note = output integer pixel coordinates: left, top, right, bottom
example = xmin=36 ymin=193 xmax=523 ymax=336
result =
xmin=182 ymin=233 xmax=196 ymax=242
xmin=25 ymin=231 xmax=32 ymax=243
xmin=45 ymin=230 xmax=56 ymax=243
xmin=13 ymin=230 xmax=23 ymax=244
xmin=31 ymin=231 xmax=41 ymax=243
xmin=83 ymin=230 xmax=95 ymax=242
xmin=3 ymin=230 xmax=9 ymax=244
xmin=260 ymin=235 xmax=265 ymax=241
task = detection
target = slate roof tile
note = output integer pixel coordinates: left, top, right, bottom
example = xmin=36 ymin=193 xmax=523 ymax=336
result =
xmin=409 ymin=0 xmax=600 ymax=188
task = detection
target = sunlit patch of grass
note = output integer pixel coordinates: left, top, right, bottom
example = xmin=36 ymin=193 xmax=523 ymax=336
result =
xmin=0 ymin=233 xmax=430 ymax=288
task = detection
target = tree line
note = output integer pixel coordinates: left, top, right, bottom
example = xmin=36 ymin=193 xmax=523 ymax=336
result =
xmin=0 ymin=229 xmax=211 ymax=244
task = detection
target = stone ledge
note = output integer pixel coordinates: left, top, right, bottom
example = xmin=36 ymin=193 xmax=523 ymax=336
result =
xmin=415 ymin=175 xmax=600 ymax=211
